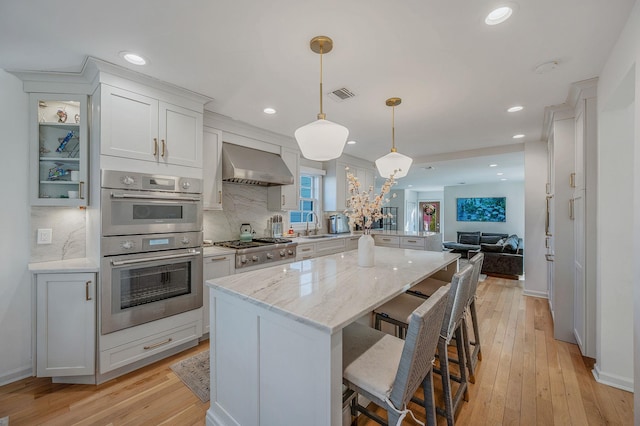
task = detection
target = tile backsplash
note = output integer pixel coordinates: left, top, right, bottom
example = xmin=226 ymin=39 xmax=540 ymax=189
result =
xmin=31 ymin=207 xmax=86 ymax=262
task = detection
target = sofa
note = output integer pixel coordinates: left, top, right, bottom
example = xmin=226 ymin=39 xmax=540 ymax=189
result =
xmin=444 ymin=231 xmax=524 ymax=277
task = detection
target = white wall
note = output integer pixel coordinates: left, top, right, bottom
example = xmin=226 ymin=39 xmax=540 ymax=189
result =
xmin=524 ymin=140 xmax=548 ymax=297
xmin=442 ymin=182 xmax=525 ymax=243
xmin=0 ymin=70 xmax=32 ymax=385
xmin=596 ymin=1 xmax=638 ymax=397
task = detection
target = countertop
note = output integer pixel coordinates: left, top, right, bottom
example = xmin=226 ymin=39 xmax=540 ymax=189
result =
xmin=371 ymin=230 xmax=441 ymax=237
xmin=206 ymin=247 xmax=459 ymax=334
xmin=28 ymin=258 xmax=99 ymax=273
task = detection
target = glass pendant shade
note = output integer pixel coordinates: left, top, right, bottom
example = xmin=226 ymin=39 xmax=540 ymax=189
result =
xmin=295 ymin=118 xmax=349 ymax=161
xmin=375 ymin=151 xmax=413 ymax=179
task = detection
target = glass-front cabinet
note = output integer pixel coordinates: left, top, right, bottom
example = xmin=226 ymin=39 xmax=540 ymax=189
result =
xmin=30 ymin=93 xmax=88 ymax=206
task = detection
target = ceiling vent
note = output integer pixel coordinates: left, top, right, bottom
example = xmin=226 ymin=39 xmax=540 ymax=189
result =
xmin=328 ymin=87 xmax=355 ymax=102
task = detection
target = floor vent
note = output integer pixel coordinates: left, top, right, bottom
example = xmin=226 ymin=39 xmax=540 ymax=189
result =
xmin=328 ymin=88 xmax=355 ymax=102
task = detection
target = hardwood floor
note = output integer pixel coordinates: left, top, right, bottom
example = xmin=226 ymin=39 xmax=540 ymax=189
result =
xmin=0 ymin=276 xmax=633 ymax=425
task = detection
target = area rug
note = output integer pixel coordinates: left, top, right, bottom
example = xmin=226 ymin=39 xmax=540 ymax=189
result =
xmin=170 ymin=350 xmax=210 ymax=402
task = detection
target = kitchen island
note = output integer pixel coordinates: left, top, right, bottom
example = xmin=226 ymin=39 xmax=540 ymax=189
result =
xmin=205 ymin=247 xmax=459 ymax=426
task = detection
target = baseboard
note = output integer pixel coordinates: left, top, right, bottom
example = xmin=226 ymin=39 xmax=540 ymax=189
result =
xmin=592 ymin=364 xmax=634 ymax=392
xmin=522 ymin=289 xmax=549 ymax=299
xmin=0 ymin=366 xmax=32 ymax=386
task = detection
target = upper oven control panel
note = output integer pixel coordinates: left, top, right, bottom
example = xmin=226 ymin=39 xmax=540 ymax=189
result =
xmin=102 ymin=231 xmax=203 ymax=256
xmin=101 ymin=170 xmax=202 ymax=194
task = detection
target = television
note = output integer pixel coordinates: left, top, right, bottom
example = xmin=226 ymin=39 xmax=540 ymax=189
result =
xmin=456 ymin=197 xmax=506 ymax=222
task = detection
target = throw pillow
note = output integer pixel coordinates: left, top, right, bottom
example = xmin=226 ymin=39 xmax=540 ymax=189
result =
xmin=503 ymin=236 xmax=519 ymax=253
xmin=457 ymin=231 xmax=480 ymax=244
xmin=480 ymin=243 xmax=504 ymax=253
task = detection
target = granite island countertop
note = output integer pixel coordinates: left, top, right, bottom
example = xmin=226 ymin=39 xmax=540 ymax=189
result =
xmin=206 ymin=246 xmax=458 ymax=334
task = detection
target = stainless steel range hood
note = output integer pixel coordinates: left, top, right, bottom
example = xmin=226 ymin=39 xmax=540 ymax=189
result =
xmin=221 ymin=143 xmax=294 ymax=186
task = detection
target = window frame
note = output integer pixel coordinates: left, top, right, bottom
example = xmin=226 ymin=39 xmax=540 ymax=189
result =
xmin=289 ymin=167 xmax=324 ymax=233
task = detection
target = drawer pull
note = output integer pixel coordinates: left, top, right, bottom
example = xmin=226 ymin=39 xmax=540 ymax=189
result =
xmin=209 ymin=256 xmax=228 ymax=261
xmin=407 ymin=240 xmax=417 ymax=243
xmin=301 ymin=248 xmax=312 ymax=252
xmin=383 ymin=238 xmax=391 ymax=241
xmin=144 ymin=338 xmax=173 ymax=350
xmin=302 ymin=256 xmax=313 ymax=260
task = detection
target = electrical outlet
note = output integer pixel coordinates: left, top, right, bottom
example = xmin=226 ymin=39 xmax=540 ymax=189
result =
xmin=37 ymin=228 xmax=52 ymax=245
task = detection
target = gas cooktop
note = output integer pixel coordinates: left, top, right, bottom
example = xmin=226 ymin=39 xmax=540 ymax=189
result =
xmin=213 ymin=237 xmax=293 ymax=250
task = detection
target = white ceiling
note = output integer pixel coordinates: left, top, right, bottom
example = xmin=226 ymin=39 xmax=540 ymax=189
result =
xmin=0 ymin=0 xmax=634 ymax=190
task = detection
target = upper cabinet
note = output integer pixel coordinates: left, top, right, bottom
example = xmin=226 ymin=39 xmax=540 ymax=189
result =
xmin=267 ymin=146 xmax=300 ymax=211
xmin=99 ymin=85 xmax=203 ymax=168
xmin=30 ymin=93 xmax=88 ymax=206
xmin=324 ymin=158 xmax=375 ymax=212
xmin=203 ymin=127 xmax=223 ymax=210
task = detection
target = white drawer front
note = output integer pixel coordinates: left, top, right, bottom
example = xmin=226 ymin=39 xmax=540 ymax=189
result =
xmin=400 ymin=237 xmax=426 ymax=250
xmin=373 ymin=235 xmax=400 ymax=247
xmin=315 ymin=239 xmax=345 ymax=256
xmin=100 ymin=322 xmax=200 ymax=373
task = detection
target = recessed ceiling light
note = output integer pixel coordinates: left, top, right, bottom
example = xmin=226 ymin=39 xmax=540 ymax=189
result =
xmin=513 ymin=134 xmax=525 ymax=139
xmin=500 ymin=178 xmax=508 ymax=181
xmin=458 ymin=182 xmax=466 ymax=185
xmin=507 ymin=105 xmax=524 ymax=112
xmin=346 ymin=140 xmax=357 ymax=145
xmin=489 ymin=163 xmax=498 ymax=167
xmin=422 ymin=166 xmax=434 ymax=170
xmin=485 ymin=6 xmax=513 ymax=25
xmin=263 ymin=107 xmax=276 ymax=114
xmin=497 ymin=172 xmax=504 ymax=176
xmin=534 ymin=60 xmax=559 ymax=74
xmin=119 ymin=51 xmax=147 ymax=66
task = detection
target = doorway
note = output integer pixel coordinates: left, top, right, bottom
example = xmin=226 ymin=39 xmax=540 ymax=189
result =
xmin=419 ymin=201 xmax=440 ymax=233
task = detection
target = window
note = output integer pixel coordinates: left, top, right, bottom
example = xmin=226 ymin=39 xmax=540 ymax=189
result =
xmin=289 ymin=173 xmax=322 ymax=230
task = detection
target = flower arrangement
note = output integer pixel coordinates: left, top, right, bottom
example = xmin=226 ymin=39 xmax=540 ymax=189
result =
xmin=344 ymin=168 xmax=397 ymax=232
xmin=423 ymin=204 xmax=436 ymax=215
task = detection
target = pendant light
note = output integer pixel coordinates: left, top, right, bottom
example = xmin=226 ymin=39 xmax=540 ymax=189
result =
xmin=375 ymin=97 xmax=413 ymax=179
xmin=294 ymin=36 xmax=349 ymax=161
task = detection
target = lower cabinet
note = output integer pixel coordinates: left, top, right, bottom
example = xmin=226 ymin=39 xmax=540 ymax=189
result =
xmin=345 ymin=236 xmax=360 ymax=251
xmin=373 ymin=235 xmax=400 ymax=248
xmin=36 ymin=272 xmax=96 ymax=377
xmin=295 ymin=239 xmax=346 ymax=261
xmin=203 ymin=253 xmax=235 ymax=334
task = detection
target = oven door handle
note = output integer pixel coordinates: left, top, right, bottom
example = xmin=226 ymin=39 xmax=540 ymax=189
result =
xmin=110 ymin=192 xmax=201 ymax=202
xmin=111 ymin=251 xmax=201 ymax=266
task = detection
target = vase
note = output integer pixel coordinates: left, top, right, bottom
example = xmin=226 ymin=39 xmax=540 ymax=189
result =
xmin=358 ymin=232 xmax=375 ymax=267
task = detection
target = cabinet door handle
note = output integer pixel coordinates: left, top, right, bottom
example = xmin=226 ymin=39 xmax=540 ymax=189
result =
xmin=79 ymin=181 xmax=85 ymax=200
xmin=570 ymin=172 xmax=576 ymax=188
xmin=161 ymin=139 xmax=166 ymax=157
xmin=144 ymin=338 xmax=173 ymax=350
xmin=85 ymin=280 xmax=92 ymax=301
xmin=569 ymin=198 xmax=574 ymax=220
xmin=282 ymin=195 xmax=285 ymax=206
xmin=153 ymin=138 xmax=158 ymax=156
xmin=209 ymin=256 xmax=228 ymax=261
xmin=218 ymin=190 xmax=222 ymax=204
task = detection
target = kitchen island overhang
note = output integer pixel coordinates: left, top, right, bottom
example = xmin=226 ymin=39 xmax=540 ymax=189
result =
xmin=205 ymin=247 xmax=459 ymax=426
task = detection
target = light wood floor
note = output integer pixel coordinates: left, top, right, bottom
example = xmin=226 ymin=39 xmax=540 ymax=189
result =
xmin=0 ymin=276 xmax=633 ymax=425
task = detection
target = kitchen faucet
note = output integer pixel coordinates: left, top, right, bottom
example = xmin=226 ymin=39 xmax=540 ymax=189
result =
xmin=305 ymin=212 xmax=319 ymax=236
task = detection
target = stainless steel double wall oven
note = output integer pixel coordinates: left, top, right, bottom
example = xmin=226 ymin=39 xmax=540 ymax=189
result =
xmin=100 ymin=170 xmax=203 ymax=334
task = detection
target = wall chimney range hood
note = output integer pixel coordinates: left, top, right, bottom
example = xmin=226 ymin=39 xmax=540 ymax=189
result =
xmin=221 ymin=143 xmax=294 ymax=186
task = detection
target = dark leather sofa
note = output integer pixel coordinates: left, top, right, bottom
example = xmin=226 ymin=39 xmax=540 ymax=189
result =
xmin=444 ymin=231 xmax=524 ymax=277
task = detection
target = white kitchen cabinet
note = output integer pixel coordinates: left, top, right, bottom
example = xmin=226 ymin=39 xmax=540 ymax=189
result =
xmin=100 ymin=84 xmax=203 ymax=168
xmin=296 ymin=242 xmax=316 ymax=260
xmin=373 ymin=235 xmax=400 ymax=248
xmin=345 ymin=235 xmax=360 ymax=251
xmin=324 ymin=159 xmax=376 ymax=212
xmin=30 ymin=93 xmax=89 ymax=206
xmin=400 ymin=236 xmax=426 ymax=250
xmin=203 ymin=127 xmax=223 ymax=210
xmin=203 ymin=253 xmax=234 ymax=334
xmin=36 ymin=273 xmax=95 ymax=378
xmin=268 ymin=147 xmax=300 ymax=211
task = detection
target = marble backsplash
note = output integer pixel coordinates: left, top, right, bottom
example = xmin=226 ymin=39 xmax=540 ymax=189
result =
xmin=203 ymin=183 xmax=286 ymax=242
xmin=31 ymin=207 xmax=86 ymax=262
